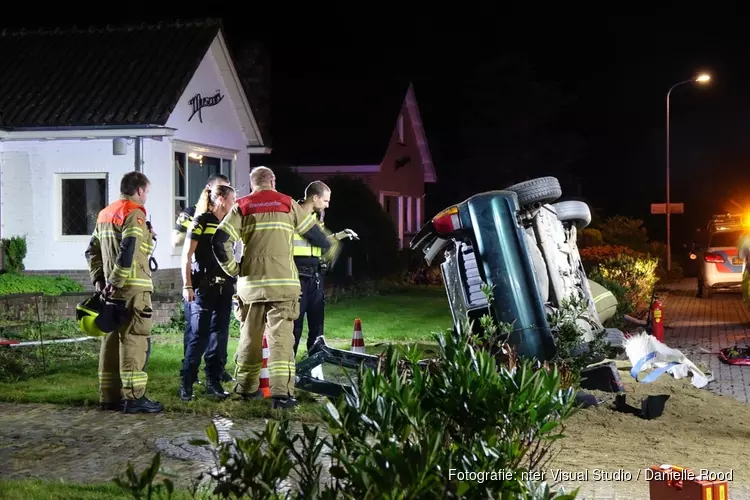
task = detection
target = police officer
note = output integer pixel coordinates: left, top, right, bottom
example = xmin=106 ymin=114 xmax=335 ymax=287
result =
xmin=212 ymin=166 xmax=341 ymax=409
xmin=293 ymin=181 xmax=358 ymax=357
xmin=171 ymin=173 xmax=233 ymax=385
xmin=85 ymin=171 xmax=163 ymax=414
xmin=179 ymin=184 xmax=237 ymax=402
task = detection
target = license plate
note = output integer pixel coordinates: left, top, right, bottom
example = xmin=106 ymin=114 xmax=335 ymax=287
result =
xmin=732 ymin=257 xmax=744 ymax=266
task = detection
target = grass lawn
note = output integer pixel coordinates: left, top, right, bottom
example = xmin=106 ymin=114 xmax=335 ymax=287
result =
xmin=0 ymin=286 xmax=452 ymax=421
xmin=0 ymin=479 xmax=195 ymax=500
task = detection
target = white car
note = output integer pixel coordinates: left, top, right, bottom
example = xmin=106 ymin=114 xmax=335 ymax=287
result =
xmin=696 ymin=214 xmax=746 ymax=298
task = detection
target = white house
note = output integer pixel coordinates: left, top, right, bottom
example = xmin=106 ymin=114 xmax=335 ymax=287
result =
xmin=0 ymin=20 xmax=270 ymax=291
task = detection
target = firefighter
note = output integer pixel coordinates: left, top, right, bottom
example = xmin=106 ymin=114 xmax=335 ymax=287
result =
xmin=211 ymin=166 xmax=341 ymax=409
xmin=292 ymin=180 xmax=358 ymax=357
xmin=85 ymin=171 xmax=163 ymax=414
xmin=179 ymin=184 xmax=237 ymax=401
xmin=171 ymin=173 xmax=233 ymax=385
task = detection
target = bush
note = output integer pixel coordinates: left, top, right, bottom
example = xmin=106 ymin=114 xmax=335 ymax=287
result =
xmin=118 ymin=289 xmax=580 ymax=499
xmin=1 ymin=235 xmax=28 ymax=273
xmin=577 ymin=228 xmax=603 ymax=248
xmin=586 ymin=251 xmax=658 ymax=317
xmin=320 ymin=175 xmax=401 ymax=280
xmin=0 ymin=274 xmax=83 ymax=297
xmin=598 ymin=216 xmax=649 ymax=252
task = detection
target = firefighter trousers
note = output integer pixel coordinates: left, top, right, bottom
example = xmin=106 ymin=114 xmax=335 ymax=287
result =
xmin=98 ymin=289 xmax=153 ymax=403
xmin=293 ymin=273 xmax=325 ymax=356
xmin=233 ymin=297 xmax=299 ymax=398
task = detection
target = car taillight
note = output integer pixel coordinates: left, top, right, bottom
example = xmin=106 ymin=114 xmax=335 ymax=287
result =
xmin=432 ymin=206 xmax=461 ymax=234
xmin=704 ymin=252 xmax=725 ymax=263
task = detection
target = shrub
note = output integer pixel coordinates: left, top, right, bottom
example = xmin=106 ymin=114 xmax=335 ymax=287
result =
xmin=577 ymin=228 xmax=603 ymax=248
xmin=0 ymin=274 xmax=83 ymax=297
xmin=598 ymin=216 xmax=649 ymax=252
xmin=579 ymin=245 xmax=639 ymax=265
xmin=118 ymin=288 xmax=580 ymax=499
xmin=319 ymin=175 xmax=402 ymax=280
xmin=1 ymin=235 xmax=28 ymax=273
xmin=588 ymin=252 xmax=658 ymax=317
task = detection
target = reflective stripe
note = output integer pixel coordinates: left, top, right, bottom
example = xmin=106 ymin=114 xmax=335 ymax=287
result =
xmin=293 ymin=232 xmax=322 ymax=257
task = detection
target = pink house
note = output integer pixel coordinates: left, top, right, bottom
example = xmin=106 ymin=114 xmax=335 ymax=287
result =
xmin=258 ymin=81 xmax=437 ymax=249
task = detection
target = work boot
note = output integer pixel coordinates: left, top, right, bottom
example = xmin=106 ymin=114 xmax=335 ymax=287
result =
xmin=220 ymin=370 xmax=235 ymax=383
xmin=236 ymin=389 xmax=265 ymax=401
xmin=206 ymin=379 xmax=230 ymax=400
xmin=179 ymin=377 xmax=194 ymax=402
xmin=122 ymin=396 xmax=164 ymax=414
xmin=272 ymin=396 xmax=298 ymax=410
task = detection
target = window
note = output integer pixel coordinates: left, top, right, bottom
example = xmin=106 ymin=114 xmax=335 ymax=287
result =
xmin=173 ymin=151 xmax=234 ymax=224
xmin=709 ymin=230 xmax=743 ymax=248
xmin=57 ymin=173 xmax=108 ymax=239
xmin=396 ymin=114 xmax=405 ymax=144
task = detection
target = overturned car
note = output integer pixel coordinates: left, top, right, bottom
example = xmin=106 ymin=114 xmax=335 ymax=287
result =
xmin=410 ymin=176 xmax=612 ymax=362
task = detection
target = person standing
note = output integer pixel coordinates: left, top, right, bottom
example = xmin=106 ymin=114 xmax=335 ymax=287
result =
xmin=292 ymin=181 xmax=358 ymax=357
xmin=179 ymin=184 xmax=237 ymax=402
xmin=211 ymin=166 xmax=341 ymax=409
xmin=85 ymin=171 xmax=163 ymax=414
xmin=172 ymin=173 xmax=234 ymax=385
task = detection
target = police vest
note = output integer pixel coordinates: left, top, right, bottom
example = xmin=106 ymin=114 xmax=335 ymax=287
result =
xmin=293 ymin=221 xmax=324 ymax=258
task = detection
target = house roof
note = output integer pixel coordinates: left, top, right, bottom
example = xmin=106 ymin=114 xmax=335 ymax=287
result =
xmin=263 ymin=77 xmax=411 ymax=166
xmin=0 ymin=19 xmax=224 ymax=129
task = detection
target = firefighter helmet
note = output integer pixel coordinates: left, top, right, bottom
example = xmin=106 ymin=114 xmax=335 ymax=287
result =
xmin=76 ymin=293 xmax=130 ymax=337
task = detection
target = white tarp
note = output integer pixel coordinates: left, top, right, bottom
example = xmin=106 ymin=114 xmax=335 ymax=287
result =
xmin=624 ymin=332 xmax=710 ymax=389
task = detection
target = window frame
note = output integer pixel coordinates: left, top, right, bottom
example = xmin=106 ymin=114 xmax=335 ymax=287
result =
xmin=171 ymin=141 xmax=238 ymax=252
xmin=54 ymin=172 xmax=109 ymax=242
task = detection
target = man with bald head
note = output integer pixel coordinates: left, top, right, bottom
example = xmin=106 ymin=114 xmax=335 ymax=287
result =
xmin=211 ymin=166 xmax=341 ymax=409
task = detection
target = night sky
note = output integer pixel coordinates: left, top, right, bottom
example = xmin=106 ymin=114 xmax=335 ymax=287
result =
xmin=4 ymin=11 xmax=750 ymax=248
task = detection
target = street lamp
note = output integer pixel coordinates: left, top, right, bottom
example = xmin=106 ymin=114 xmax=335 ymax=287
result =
xmin=665 ymin=72 xmax=711 ymax=273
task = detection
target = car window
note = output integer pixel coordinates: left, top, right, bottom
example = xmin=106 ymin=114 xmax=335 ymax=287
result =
xmin=708 ymin=230 xmax=743 ymax=248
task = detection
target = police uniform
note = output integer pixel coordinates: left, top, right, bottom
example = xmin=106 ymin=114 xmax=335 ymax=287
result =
xmin=85 ymin=194 xmax=162 ymax=413
xmin=212 ymin=187 xmax=340 ymax=406
xmin=181 ymin=211 xmax=235 ymax=397
xmin=174 ymin=206 xmax=232 ymax=383
xmin=292 ymin=209 xmax=327 ymax=356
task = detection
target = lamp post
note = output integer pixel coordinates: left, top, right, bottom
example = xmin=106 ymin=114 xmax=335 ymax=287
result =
xmin=666 ymin=72 xmax=711 ymax=273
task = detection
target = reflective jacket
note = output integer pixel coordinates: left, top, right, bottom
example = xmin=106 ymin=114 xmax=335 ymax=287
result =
xmin=212 ymin=188 xmax=340 ymax=302
xmin=85 ymin=195 xmax=156 ymax=291
xmin=293 ymin=208 xmax=324 ymax=259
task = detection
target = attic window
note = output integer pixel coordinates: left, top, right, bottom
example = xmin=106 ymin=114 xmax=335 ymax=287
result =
xmin=397 ymin=114 xmax=405 ymax=144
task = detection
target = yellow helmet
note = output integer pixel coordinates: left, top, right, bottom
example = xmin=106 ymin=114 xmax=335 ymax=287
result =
xmin=76 ymin=294 xmax=130 ymax=337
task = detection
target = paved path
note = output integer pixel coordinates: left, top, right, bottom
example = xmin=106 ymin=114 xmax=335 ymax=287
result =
xmin=660 ymin=278 xmax=750 ymax=404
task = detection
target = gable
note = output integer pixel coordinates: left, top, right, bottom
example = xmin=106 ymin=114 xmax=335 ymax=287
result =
xmin=166 ymin=34 xmax=262 ymax=147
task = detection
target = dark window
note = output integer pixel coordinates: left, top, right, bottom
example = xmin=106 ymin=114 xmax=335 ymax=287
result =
xmin=61 ymin=176 xmax=107 ymax=236
xmin=709 ymin=230 xmax=743 ymax=248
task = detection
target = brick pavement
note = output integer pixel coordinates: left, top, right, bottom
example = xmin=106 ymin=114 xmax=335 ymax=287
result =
xmin=659 ymin=278 xmax=750 ymax=404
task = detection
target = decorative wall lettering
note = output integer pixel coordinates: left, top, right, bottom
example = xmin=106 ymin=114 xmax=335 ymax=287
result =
xmin=188 ymin=91 xmax=224 ymax=123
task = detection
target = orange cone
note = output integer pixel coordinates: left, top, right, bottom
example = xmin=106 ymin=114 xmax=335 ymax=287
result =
xmin=258 ymin=328 xmax=271 ymax=398
xmin=350 ymin=318 xmax=366 ymax=353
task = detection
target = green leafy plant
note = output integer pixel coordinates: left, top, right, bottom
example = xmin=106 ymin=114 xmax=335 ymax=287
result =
xmin=1 ymin=235 xmax=28 ymax=274
xmin=114 ymin=453 xmax=174 ymax=500
xmin=0 ymin=274 xmax=83 ymax=296
xmin=119 ymin=283 xmax=579 ymax=499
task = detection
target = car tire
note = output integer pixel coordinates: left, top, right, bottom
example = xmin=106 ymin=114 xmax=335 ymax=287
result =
xmin=504 ymin=176 xmax=562 ymax=206
xmin=552 ymin=200 xmax=591 ymax=229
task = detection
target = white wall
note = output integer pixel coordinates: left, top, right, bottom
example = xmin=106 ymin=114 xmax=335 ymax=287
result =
xmin=0 ymin=138 xmax=168 ymax=271
xmin=0 ymin=36 xmax=257 ymax=272
xmin=166 ymin=37 xmax=251 ymax=197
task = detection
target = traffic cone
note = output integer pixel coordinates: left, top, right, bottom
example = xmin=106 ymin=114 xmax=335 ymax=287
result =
xmin=350 ymin=318 xmax=366 ymax=353
xmin=258 ymin=328 xmax=271 ymax=398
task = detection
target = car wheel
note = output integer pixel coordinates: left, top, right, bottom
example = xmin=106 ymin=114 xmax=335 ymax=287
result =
xmin=552 ymin=200 xmax=592 ymax=229
xmin=504 ymin=176 xmax=562 ymax=207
